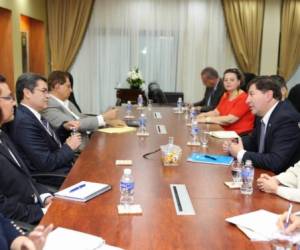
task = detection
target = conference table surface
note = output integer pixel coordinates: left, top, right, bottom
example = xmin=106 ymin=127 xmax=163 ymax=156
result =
xmin=41 ymin=106 xmax=300 ymax=250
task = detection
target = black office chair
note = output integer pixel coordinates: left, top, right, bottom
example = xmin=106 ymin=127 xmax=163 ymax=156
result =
xmin=148 ymin=82 xmax=183 ymax=106
xmin=288 ymin=83 xmax=300 ymax=112
xmin=67 ymin=72 xmax=82 ymax=113
xmin=242 ymin=72 xmax=256 ymax=92
xmin=31 ymin=173 xmax=66 ymax=192
xmin=148 ymin=83 xmax=168 ymax=104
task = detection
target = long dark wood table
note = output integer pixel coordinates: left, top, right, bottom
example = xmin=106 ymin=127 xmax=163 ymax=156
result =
xmin=41 ymin=107 xmax=300 ymax=250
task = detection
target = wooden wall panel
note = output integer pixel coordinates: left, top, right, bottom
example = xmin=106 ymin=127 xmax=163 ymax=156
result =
xmin=0 ymin=8 xmax=14 ymax=90
xmin=28 ymin=17 xmax=46 ymax=75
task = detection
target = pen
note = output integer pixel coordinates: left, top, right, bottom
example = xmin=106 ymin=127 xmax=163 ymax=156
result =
xmin=284 ymin=203 xmax=293 ymax=228
xmin=69 ymin=184 xmax=86 ymax=193
xmin=204 ymin=155 xmax=217 ymax=160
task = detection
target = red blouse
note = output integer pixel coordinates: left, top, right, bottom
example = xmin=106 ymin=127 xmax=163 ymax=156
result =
xmin=216 ymin=91 xmax=254 ymax=135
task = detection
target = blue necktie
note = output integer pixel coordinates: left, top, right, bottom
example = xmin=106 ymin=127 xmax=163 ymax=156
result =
xmin=258 ymin=120 xmax=266 ymax=153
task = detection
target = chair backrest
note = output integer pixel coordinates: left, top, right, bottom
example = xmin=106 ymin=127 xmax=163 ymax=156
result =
xmin=69 ymin=93 xmax=82 ymax=112
xmin=148 ymin=82 xmax=168 ymax=104
xmin=288 ymin=83 xmax=300 ymax=112
xmin=151 ymin=88 xmax=168 ymax=104
xmin=241 ymin=72 xmax=256 ymax=92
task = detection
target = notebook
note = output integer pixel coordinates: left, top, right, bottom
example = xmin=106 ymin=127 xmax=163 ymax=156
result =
xmin=55 ymin=181 xmax=111 ymax=202
xmin=187 ymin=152 xmax=234 ymax=166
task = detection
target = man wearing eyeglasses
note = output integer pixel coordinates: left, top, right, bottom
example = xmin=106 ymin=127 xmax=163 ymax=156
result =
xmin=8 ymin=73 xmax=81 ymax=187
xmin=0 ymin=75 xmax=52 ymax=223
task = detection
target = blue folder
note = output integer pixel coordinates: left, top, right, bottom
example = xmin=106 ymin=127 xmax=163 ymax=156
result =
xmin=187 ymin=152 xmax=234 ymax=166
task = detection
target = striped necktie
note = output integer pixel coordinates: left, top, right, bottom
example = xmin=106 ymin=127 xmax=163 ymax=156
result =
xmin=40 ymin=117 xmax=62 ymax=147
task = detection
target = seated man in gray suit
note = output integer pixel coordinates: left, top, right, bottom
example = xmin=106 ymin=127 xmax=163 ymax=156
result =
xmin=43 ymin=71 xmax=125 ymax=149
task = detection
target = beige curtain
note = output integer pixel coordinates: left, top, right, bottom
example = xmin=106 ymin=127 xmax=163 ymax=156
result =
xmin=278 ymin=0 xmax=300 ymax=80
xmin=222 ymin=0 xmax=264 ymax=74
xmin=47 ymin=0 xmax=94 ymax=71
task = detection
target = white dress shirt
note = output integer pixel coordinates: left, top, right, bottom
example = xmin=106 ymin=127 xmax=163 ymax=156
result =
xmin=21 ymin=103 xmax=53 ymax=136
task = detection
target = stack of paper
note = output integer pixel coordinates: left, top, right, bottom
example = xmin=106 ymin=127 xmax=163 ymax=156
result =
xmin=208 ymin=131 xmax=239 ymax=139
xmin=44 ymin=227 xmax=123 ymax=250
xmin=55 ymin=181 xmax=111 ymax=202
xmin=226 ymin=209 xmax=300 ymax=243
xmin=98 ymin=127 xmax=136 ymax=134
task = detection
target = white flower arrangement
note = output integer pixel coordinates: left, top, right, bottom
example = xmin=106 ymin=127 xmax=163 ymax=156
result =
xmin=127 ymin=68 xmax=145 ymax=89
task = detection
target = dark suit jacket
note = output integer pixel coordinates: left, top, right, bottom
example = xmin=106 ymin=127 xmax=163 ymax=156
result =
xmin=0 ymin=131 xmax=45 ymax=224
xmin=9 ymin=105 xmax=74 ymax=174
xmin=242 ymin=101 xmax=300 ymax=174
xmin=0 ymin=213 xmax=20 ymax=250
xmin=194 ymin=79 xmax=224 ymax=112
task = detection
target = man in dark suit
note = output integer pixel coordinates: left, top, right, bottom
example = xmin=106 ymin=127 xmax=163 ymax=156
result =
xmin=0 ymin=75 xmax=52 ymax=224
xmin=193 ymin=67 xmax=224 ymax=112
xmin=225 ymin=76 xmax=300 ymax=174
xmin=8 ymin=73 xmax=81 ymax=184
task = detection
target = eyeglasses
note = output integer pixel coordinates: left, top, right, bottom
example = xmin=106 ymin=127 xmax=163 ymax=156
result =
xmin=34 ymin=88 xmax=49 ymax=94
xmin=0 ymin=94 xmax=15 ymax=101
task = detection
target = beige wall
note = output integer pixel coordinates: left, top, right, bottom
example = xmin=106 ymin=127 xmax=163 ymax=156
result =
xmin=0 ymin=0 xmax=48 ymax=82
xmin=260 ymin=0 xmax=281 ymax=75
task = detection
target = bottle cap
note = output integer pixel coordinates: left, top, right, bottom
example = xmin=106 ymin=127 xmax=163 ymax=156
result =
xmin=245 ymin=159 xmax=252 ymax=166
xmin=124 ymin=168 xmax=132 ymax=175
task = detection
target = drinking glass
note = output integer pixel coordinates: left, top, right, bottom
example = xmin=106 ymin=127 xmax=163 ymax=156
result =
xmin=231 ymin=161 xmax=242 ymax=183
xmin=148 ymin=99 xmax=153 ymax=111
xmin=270 ymin=239 xmax=293 ymax=250
xmin=200 ymin=123 xmax=209 ymax=147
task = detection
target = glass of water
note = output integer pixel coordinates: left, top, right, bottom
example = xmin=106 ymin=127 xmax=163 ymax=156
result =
xmin=231 ymin=161 xmax=242 ymax=183
xmin=270 ymin=239 xmax=293 ymax=250
xmin=148 ymin=99 xmax=153 ymax=111
xmin=71 ymin=127 xmax=78 ymax=136
xmin=200 ymin=123 xmax=209 ymax=147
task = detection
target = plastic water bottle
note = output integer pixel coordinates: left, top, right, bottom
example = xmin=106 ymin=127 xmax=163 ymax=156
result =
xmin=191 ymin=118 xmax=199 ymax=144
xmin=137 ymin=94 xmax=143 ymax=108
xmin=190 ymin=107 xmax=197 ymax=123
xmin=177 ymin=97 xmax=183 ymax=113
xmin=138 ymin=113 xmax=147 ymax=134
xmin=120 ymin=168 xmax=134 ymax=206
xmin=240 ymin=160 xmax=255 ymax=195
xmin=126 ymin=101 xmax=132 ymax=117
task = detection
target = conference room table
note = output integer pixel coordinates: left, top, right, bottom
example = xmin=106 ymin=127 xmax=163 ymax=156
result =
xmin=41 ymin=106 xmax=300 ymax=250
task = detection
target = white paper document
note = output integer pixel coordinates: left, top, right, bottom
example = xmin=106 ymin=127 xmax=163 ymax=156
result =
xmin=208 ymin=131 xmax=239 ymax=139
xmin=44 ymin=227 xmax=123 ymax=250
xmin=226 ymin=209 xmax=300 ymax=243
xmin=55 ymin=181 xmax=111 ymax=202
